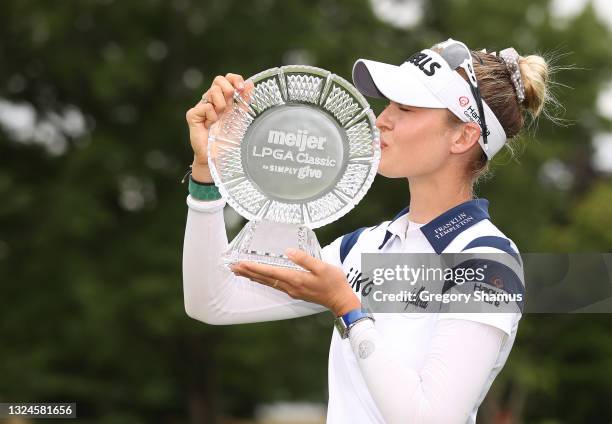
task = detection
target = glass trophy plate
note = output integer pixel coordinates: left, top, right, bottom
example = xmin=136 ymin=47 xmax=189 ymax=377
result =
xmin=208 ymin=65 xmax=380 ymax=269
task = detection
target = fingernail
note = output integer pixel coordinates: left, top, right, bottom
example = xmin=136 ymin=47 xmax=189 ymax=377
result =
xmin=238 ymin=82 xmax=245 ymax=90
xmin=285 ymin=248 xmax=297 ymax=257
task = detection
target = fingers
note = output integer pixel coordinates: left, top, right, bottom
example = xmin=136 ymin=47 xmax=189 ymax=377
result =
xmin=202 ymin=73 xmax=253 ymax=116
xmin=231 ymin=263 xmax=293 ymax=295
xmin=225 ymin=73 xmax=255 ymax=103
xmin=186 ymin=101 xmax=218 ymax=129
xmin=285 ymin=249 xmax=326 ymax=274
xmin=213 ymin=75 xmax=236 ymax=101
xmin=241 ymin=80 xmax=255 ymax=103
xmin=207 ymin=85 xmax=227 ymax=114
xmin=186 ymin=72 xmax=249 ymax=154
xmin=225 ymin=73 xmax=245 ymax=91
xmin=235 ymin=261 xmax=313 ymax=300
xmin=203 ymin=104 xmax=219 ymax=129
xmin=235 ymin=261 xmax=303 ymax=282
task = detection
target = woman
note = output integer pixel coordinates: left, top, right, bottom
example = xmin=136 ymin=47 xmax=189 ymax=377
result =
xmin=183 ymin=39 xmax=550 ymax=423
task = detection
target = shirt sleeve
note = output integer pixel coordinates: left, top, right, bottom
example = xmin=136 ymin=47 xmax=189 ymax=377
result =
xmin=182 ymin=195 xmax=343 ymax=325
xmin=437 ymin=246 xmax=525 ymax=337
xmin=348 ymin=318 xmax=506 ymax=424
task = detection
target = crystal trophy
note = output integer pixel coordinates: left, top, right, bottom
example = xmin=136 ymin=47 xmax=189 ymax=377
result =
xmin=207 ymin=65 xmax=380 ymax=270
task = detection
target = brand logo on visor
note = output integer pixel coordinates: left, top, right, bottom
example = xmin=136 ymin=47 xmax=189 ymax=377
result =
xmin=459 ymin=96 xmax=469 ymax=107
xmin=464 ymin=106 xmax=491 ymax=137
xmin=406 ymin=52 xmax=442 ymax=77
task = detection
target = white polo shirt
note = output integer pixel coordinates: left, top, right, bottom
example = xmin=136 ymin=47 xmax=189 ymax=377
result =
xmin=182 ymin=195 xmax=524 ymax=423
xmin=324 ymin=198 xmax=524 ymax=424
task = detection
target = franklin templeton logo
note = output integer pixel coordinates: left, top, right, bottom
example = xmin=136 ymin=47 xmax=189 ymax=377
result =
xmin=433 ymin=212 xmax=475 ymax=239
xmin=267 ymin=129 xmax=326 ymax=152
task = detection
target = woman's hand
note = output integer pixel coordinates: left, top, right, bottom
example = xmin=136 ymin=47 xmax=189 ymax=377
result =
xmin=185 ymin=73 xmax=254 ymax=182
xmin=230 ymin=249 xmax=361 ymax=317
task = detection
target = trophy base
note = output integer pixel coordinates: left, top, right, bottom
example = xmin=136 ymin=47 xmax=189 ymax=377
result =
xmin=222 ymin=220 xmax=321 ymax=271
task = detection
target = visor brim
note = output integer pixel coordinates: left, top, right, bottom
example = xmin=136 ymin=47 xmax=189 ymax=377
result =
xmin=352 ymin=59 xmax=446 ymax=108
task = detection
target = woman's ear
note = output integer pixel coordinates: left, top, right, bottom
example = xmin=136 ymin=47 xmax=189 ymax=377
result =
xmin=450 ymin=121 xmax=481 ymax=155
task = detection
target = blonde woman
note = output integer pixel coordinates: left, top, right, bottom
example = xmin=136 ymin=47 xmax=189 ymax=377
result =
xmin=183 ymin=39 xmax=550 ymax=423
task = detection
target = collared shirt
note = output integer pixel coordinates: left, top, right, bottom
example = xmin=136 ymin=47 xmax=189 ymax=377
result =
xmin=325 ymin=198 xmax=524 ymax=424
xmin=182 ymin=195 xmax=523 ymax=423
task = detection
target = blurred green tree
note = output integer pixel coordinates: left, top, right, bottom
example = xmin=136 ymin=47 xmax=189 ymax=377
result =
xmin=0 ymin=0 xmax=611 ymax=423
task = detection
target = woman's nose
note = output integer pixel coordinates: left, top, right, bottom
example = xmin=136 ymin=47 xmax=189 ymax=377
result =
xmin=375 ymin=105 xmax=393 ymax=132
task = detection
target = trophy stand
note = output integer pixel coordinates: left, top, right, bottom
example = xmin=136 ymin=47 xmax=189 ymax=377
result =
xmin=223 ymin=220 xmax=321 ymax=269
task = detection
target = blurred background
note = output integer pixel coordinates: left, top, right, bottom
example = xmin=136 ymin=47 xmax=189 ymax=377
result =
xmin=1 ymin=0 xmax=612 ymax=423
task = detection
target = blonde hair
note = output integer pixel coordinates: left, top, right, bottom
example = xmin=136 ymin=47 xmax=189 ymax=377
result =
xmin=519 ymin=54 xmax=550 ymax=118
xmin=449 ymin=49 xmax=555 ymax=184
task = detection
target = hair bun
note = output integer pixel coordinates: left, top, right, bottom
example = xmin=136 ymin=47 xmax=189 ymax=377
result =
xmin=518 ymin=55 xmax=549 ymax=118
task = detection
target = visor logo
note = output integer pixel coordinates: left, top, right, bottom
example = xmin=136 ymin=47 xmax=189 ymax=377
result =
xmin=406 ymin=52 xmax=441 ymax=77
xmin=459 ymin=96 xmax=469 ymax=107
xmin=463 ymin=106 xmax=491 ymax=137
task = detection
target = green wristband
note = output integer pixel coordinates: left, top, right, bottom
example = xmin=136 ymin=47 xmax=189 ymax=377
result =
xmin=189 ymin=177 xmax=222 ymax=201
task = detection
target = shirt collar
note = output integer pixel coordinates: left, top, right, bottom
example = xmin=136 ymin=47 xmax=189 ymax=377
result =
xmin=378 ymin=199 xmax=490 ymax=253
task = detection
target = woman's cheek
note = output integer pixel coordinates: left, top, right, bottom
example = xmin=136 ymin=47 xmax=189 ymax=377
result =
xmin=378 ymin=149 xmax=410 ymax=178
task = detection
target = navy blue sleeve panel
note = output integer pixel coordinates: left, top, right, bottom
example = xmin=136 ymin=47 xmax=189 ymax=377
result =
xmin=462 ymin=236 xmax=522 ymax=266
xmin=442 ymin=258 xmax=525 ymax=312
xmin=340 ymin=227 xmax=369 ymax=264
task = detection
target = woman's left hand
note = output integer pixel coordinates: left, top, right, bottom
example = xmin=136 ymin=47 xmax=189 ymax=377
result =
xmin=230 ymin=248 xmax=361 ymax=317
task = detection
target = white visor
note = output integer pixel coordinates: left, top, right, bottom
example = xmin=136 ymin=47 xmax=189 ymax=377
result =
xmin=352 ymin=49 xmax=507 ymax=159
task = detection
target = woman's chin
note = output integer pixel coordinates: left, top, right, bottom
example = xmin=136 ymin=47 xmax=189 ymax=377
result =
xmin=377 ymin=162 xmax=419 ymax=179
xmin=377 ymin=158 xmax=404 ymax=178
xmin=376 ymin=168 xmax=404 ymax=179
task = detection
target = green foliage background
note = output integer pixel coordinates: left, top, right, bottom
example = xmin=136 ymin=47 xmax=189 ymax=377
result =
xmin=1 ymin=0 xmax=611 ymax=423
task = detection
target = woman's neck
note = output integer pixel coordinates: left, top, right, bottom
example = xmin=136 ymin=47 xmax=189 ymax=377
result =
xmin=407 ymin=175 xmax=473 ymax=224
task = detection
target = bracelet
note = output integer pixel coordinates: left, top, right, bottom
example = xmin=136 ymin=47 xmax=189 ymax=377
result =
xmin=188 ymin=176 xmax=222 ymax=201
xmin=182 ymin=165 xmax=222 ymax=201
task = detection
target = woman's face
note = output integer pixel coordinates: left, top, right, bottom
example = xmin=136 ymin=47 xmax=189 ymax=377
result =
xmin=375 ymin=101 xmax=459 ymax=179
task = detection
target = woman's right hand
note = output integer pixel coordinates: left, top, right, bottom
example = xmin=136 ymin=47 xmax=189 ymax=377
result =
xmin=185 ymin=73 xmax=254 ymax=182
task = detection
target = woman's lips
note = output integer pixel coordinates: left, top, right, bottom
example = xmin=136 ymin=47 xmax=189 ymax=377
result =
xmin=380 ymin=140 xmax=388 ymax=149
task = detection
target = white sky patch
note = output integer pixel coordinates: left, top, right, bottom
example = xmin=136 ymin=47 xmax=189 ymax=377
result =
xmin=0 ymin=98 xmax=88 ymax=156
xmin=549 ymin=0 xmax=612 ymax=30
xmin=539 ymin=158 xmax=574 ymax=190
xmin=549 ymin=0 xmax=588 ymax=20
xmin=0 ymin=100 xmax=36 ymax=142
xmin=369 ymin=0 xmax=424 ymax=29
xmin=48 ymin=106 xmax=87 ymax=138
xmin=593 ymin=0 xmax=612 ymax=31
xmin=592 ymin=133 xmax=612 ymax=173
xmin=597 ymin=80 xmax=612 ymax=120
